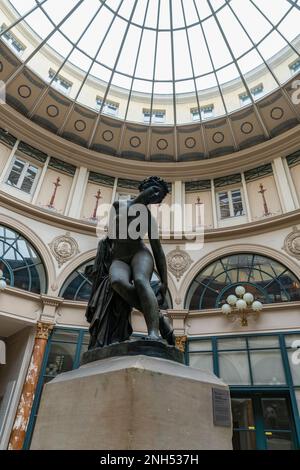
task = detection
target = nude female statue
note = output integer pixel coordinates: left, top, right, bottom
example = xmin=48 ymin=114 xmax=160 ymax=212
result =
xmin=108 ymin=176 xmax=169 ymax=341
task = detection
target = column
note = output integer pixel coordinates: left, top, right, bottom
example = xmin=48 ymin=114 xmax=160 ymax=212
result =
xmin=241 ymin=173 xmax=252 ymax=222
xmin=111 ymin=177 xmax=118 ymax=203
xmin=0 ymin=139 xmax=19 ymax=183
xmin=272 ymin=157 xmax=296 ymax=213
xmin=31 ymin=156 xmax=50 ymax=205
xmin=211 ymin=179 xmax=218 ymax=228
xmin=173 ymin=180 xmax=183 ymax=237
xmin=282 ymin=157 xmax=299 ymax=208
xmin=8 ymin=322 xmax=54 ymax=450
xmin=66 ymin=166 xmax=89 ymax=218
xmin=167 ymin=309 xmax=189 ymax=353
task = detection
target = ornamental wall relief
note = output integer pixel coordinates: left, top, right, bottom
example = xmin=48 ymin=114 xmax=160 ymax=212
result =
xmin=49 ymin=232 xmax=80 ymax=267
xmin=166 ymin=246 xmax=193 ymax=281
xmin=283 ymin=227 xmax=300 ymax=260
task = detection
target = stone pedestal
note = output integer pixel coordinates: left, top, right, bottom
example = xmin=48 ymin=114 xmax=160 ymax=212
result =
xmin=31 ymin=352 xmax=232 ymax=450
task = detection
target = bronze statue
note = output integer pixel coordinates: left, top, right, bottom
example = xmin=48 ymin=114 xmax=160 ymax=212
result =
xmin=86 ymin=176 xmax=174 ymax=349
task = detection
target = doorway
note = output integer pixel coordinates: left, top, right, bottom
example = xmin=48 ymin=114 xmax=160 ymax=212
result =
xmin=231 ymin=392 xmax=297 ymax=450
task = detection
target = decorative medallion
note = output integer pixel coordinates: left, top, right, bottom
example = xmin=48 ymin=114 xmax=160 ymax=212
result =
xmin=18 ymin=85 xmax=31 ymax=99
xmin=270 ymin=106 xmax=284 ymax=121
xmin=49 ymin=232 xmax=80 ymax=267
xmin=74 ymin=119 xmax=86 ymax=132
xmin=283 ymin=227 xmax=300 ymax=260
xmin=130 ymin=136 xmax=141 ymax=148
xmin=102 ymin=130 xmax=114 ymax=142
xmin=212 ymin=131 xmax=225 ymax=144
xmin=157 ymin=138 xmax=168 ymax=151
xmin=185 ymin=137 xmax=196 ymax=149
xmin=166 ymin=246 xmax=193 ymax=281
xmin=47 ymin=104 xmax=59 ymax=118
xmin=241 ymin=121 xmax=253 ymax=135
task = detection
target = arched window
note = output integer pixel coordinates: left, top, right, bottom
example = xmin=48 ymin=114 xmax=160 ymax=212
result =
xmin=60 ymin=259 xmax=173 ymax=307
xmin=0 ymin=225 xmax=47 ymax=293
xmin=185 ymin=253 xmax=300 ymax=310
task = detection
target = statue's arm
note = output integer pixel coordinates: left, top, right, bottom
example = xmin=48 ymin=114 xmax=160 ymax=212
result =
xmin=148 ymin=212 xmax=168 ymax=295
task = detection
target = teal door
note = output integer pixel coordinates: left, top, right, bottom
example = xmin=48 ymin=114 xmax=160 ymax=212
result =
xmin=231 ymin=392 xmax=296 ymax=450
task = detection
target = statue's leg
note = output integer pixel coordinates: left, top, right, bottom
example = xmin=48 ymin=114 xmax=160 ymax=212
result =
xmin=109 ymin=260 xmax=141 ymax=310
xmin=131 ymin=249 xmax=160 ymax=340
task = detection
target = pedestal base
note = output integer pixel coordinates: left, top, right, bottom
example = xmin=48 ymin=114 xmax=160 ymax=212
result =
xmin=31 ymin=355 xmax=233 ymax=450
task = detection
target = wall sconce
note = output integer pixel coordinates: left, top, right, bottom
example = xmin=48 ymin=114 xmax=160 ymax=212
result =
xmin=0 ymin=269 xmax=7 ymax=291
xmin=221 ymin=285 xmax=263 ymax=326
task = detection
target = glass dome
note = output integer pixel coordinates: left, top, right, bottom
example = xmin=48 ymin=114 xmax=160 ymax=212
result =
xmin=2 ymin=0 xmax=300 ymax=124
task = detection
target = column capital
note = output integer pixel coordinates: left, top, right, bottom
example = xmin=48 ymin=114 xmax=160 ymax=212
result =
xmin=36 ymin=321 xmax=54 ymax=340
xmin=167 ymin=309 xmax=189 ymax=320
xmin=175 ymin=335 xmax=187 ymax=353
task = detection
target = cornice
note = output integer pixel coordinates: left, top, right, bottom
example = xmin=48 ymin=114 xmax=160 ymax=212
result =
xmin=0 ymin=190 xmax=299 ymax=242
xmin=1 ymin=105 xmax=300 ymax=180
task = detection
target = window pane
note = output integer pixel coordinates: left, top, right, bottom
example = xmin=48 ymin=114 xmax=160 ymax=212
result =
xmin=287 ymin=350 xmax=300 ymax=386
xmin=218 ymin=191 xmax=230 ymax=219
xmin=250 ymin=350 xmax=286 ymax=385
xmin=231 ymin=189 xmax=244 ymax=216
xmin=265 ymin=432 xmax=293 ymax=450
xmin=218 ymin=337 xmax=247 ymax=350
xmin=20 ymin=165 xmax=38 ymax=193
xmin=80 ymin=332 xmax=90 ymax=361
xmin=284 ymin=334 xmax=300 ymax=347
xmin=219 ymin=351 xmax=251 ymax=385
xmin=232 ymin=430 xmax=256 ymax=450
xmin=248 ymin=336 xmax=280 ymax=349
xmin=7 ymin=159 xmax=24 ymax=187
xmin=51 ymin=330 xmax=79 ymax=343
xmin=188 ymin=340 xmax=212 ymax=352
xmin=45 ymin=341 xmax=77 ymax=378
xmin=232 ymin=398 xmax=255 ymax=428
xmin=189 ymin=352 xmax=213 ymax=373
xmin=262 ymin=398 xmax=292 ymax=431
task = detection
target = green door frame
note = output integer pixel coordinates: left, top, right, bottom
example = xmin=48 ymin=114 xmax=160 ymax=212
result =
xmin=231 ymin=389 xmax=297 ymax=450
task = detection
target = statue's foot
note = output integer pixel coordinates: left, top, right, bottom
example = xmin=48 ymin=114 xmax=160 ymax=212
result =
xmin=144 ymin=332 xmax=161 ymax=341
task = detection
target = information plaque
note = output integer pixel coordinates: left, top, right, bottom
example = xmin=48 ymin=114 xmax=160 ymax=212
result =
xmin=212 ymin=388 xmax=232 ymax=427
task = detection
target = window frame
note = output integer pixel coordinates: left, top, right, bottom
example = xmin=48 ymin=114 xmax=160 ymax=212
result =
xmin=48 ymin=69 xmax=73 ymax=95
xmin=216 ymin=187 xmax=245 ymax=220
xmin=95 ymin=96 xmax=119 ymax=116
xmin=5 ymin=155 xmax=41 ymax=196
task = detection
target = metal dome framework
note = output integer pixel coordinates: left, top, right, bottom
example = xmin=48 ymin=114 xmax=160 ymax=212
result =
xmin=0 ymin=0 xmax=300 ymax=161
xmin=1 ymin=0 xmax=300 ymax=123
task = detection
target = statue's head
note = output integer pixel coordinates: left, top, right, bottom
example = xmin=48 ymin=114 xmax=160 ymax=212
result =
xmin=138 ymin=176 xmax=169 ymax=205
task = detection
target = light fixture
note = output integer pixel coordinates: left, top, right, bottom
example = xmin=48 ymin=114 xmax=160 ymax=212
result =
xmin=0 ymin=269 xmax=7 ymax=291
xmin=221 ymin=285 xmax=263 ymax=326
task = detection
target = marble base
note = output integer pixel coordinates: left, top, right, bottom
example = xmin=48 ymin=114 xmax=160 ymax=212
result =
xmin=31 ymin=355 xmax=232 ymax=450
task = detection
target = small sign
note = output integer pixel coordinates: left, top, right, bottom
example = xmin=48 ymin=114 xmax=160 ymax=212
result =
xmin=212 ymin=388 xmax=231 ymax=427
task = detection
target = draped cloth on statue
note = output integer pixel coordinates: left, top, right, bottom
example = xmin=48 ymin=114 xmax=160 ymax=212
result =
xmin=85 ymin=237 xmax=132 ymax=349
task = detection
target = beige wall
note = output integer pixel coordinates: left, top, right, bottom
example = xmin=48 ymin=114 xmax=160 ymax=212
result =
xmin=247 ymin=175 xmax=282 ymax=220
xmin=0 ymin=143 xmax=11 ymax=175
xmin=81 ymin=183 xmax=113 ymax=221
xmin=185 ymin=191 xmax=213 ymax=230
xmin=36 ymin=169 xmax=73 ymax=214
